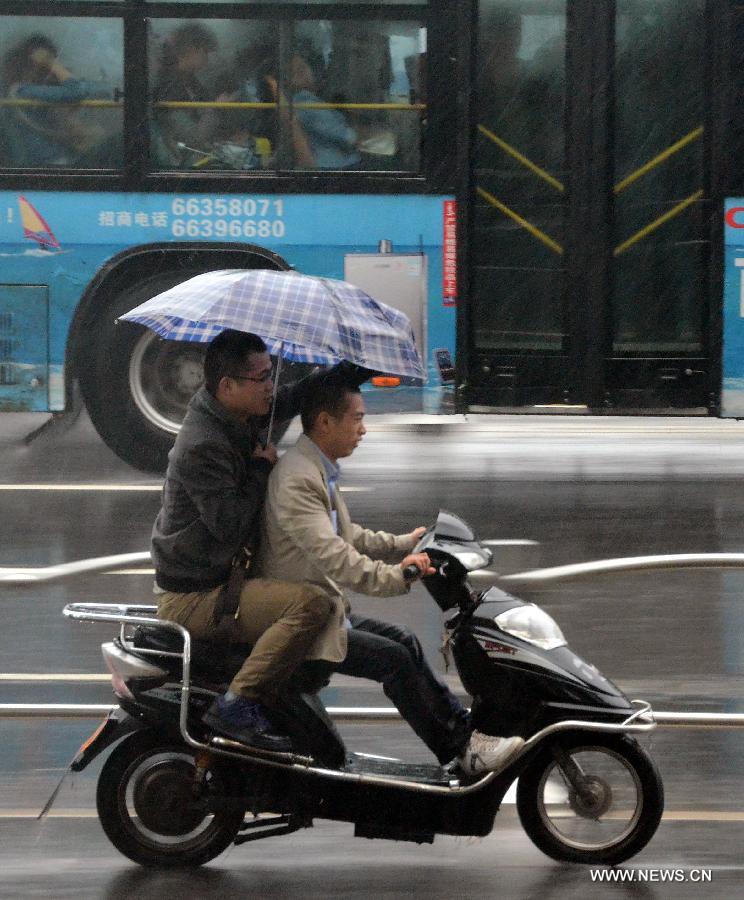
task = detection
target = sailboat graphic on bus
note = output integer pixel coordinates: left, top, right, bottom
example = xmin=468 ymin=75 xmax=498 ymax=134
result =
xmin=18 ymin=195 xmax=61 ymax=250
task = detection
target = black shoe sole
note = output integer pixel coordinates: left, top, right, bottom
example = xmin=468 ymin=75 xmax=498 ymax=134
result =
xmin=202 ymin=712 xmax=293 ymax=753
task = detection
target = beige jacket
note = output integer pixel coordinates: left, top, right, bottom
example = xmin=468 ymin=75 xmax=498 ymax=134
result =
xmin=256 ymin=434 xmax=415 ymax=662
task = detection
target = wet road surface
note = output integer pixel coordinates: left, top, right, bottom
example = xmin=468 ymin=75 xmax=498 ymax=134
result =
xmin=2 ymin=410 xmax=744 ymax=896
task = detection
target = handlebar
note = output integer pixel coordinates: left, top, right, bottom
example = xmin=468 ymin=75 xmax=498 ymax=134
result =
xmin=402 ymin=564 xmax=422 ymax=582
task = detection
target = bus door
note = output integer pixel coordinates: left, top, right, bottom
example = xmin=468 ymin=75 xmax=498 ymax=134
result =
xmin=467 ymin=0 xmax=710 ymax=411
xmin=608 ymin=0 xmax=708 ymax=409
xmin=468 ymin=0 xmax=570 ymax=408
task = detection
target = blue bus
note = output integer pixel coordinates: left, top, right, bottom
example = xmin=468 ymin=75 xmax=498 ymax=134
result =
xmin=3 ymin=0 xmax=744 ymax=471
xmin=0 ymin=1 xmax=462 ymax=470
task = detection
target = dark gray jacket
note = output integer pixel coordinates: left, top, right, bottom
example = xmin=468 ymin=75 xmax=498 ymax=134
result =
xmin=152 ymin=382 xmax=306 ymax=592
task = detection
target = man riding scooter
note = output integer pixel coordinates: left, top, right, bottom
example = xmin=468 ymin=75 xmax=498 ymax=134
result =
xmin=153 ymin=329 xmax=350 ymax=752
xmin=257 ymin=369 xmax=525 ymax=774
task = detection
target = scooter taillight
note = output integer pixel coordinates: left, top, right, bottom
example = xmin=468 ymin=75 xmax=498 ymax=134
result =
xmin=101 ymin=641 xmax=168 ymax=699
xmin=108 ymin=669 xmax=135 ymax=700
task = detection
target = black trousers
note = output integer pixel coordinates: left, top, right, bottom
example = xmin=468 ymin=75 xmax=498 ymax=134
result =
xmin=333 ymin=614 xmax=471 ymax=765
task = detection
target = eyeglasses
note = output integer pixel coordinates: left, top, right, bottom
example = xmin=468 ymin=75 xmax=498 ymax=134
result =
xmin=230 ymin=369 xmax=274 ymax=385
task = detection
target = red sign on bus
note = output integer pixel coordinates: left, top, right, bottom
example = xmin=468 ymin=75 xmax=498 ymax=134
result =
xmin=443 ymin=200 xmax=457 ymax=306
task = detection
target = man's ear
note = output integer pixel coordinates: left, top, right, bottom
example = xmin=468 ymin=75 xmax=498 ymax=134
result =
xmin=315 ymin=410 xmax=330 ymax=434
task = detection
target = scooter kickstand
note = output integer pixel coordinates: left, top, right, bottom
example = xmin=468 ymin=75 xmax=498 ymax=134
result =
xmin=234 ymin=814 xmax=304 ymax=846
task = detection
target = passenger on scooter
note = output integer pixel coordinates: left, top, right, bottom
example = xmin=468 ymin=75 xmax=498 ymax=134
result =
xmin=152 ymin=329 xmax=338 ymax=752
xmin=257 ymin=371 xmax=525 ymax=774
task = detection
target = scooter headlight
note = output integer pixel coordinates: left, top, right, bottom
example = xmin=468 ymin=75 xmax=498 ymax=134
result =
xmin=452 ymin=549 xmax=492 ymax=571
xmin=494 ymin=604 xmax=567 ymax=650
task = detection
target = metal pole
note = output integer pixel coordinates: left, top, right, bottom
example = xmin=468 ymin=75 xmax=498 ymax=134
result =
xmin=7 ymin=550 xmax=744 ymax=589
xmin=3 ymin=704 xmax=744 ymax=729
xmin=0 ymin=552 xmax=152 ymax=586
xmin=498 ymin=552 xmax=744 ymax=587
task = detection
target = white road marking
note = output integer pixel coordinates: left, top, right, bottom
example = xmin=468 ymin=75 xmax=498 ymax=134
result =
xmin=0 ymin=674 xmax=110 ymax=682
xmin=2 ymin=808 xmax=744 ymax=821
xmin=0 ymin=810 xmax=100 ymax=818
xmin=0 ymin=483 xmax=369 ymax=493
xmin=0 ymin=484 xmax=162 ymax=491
xmin=481 ymin=539 xmax=540 ymax=547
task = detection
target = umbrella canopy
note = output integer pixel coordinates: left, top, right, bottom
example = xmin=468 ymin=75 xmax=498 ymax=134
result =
xmin=118 ymin=268 xmax=424 ymax=380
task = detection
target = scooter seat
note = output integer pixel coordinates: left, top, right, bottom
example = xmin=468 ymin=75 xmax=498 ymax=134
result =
xmin=129 ymin=626 xmax=333 ymax=693
xmin=130 ymin=625 xmax=253 ymax=682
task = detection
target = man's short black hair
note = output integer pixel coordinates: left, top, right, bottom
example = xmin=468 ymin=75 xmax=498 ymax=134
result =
xmin=204 ymin=329 xmax=267 ymax=395
xmin=301 ymin=371 xmax=360 ymax=434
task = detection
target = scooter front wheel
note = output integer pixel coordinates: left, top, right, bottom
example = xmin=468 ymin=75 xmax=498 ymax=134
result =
xmin=97 ymin=730 xmax=245 ymax=867
xmin=516 ymin=733 xmax=663 ymax=866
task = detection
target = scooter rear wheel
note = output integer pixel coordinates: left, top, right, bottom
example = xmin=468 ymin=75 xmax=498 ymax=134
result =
xmin=97 ymin=730 xmax=244 ymax=867
xmin=516 ymin=733 xmax=663 ymax=866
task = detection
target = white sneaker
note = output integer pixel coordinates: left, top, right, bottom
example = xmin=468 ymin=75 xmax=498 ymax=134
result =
xmin=458 ymin=731 xmax=525 ymax=775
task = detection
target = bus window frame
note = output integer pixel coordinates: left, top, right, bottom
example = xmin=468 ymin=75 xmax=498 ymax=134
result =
xmin=0 ymin=0 xmax=462 ymax=197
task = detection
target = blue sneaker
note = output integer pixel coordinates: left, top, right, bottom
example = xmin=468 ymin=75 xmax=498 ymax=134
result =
xmin=203 ymin=694 xmax=292 ymax=753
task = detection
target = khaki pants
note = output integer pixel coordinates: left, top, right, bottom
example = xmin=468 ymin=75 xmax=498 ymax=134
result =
xmin=157 ymin=579 xmax=331 ymax=700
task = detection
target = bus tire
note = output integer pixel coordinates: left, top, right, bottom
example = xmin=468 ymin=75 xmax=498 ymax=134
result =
xmin=79 ymin=271 xmax=203 ymax=473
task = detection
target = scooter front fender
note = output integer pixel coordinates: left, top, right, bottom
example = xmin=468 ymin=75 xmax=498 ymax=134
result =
xmin=70 ymin=707 xmax=141 ymax=772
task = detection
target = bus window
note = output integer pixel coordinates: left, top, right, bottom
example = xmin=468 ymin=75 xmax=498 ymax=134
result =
xmin=148 ymin=18 xmax=277 ymax=171
xmin=0 ymin=16 xmax=123 ymax=169
xmin=289 ymin=18 xmax=426 ymax=171
xmin=147 ymin=15 xmax=426 ymax=173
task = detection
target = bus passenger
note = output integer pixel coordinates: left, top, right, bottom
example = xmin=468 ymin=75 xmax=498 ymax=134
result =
xmin=197 ymin=64 xmax=273 ymax=170
xmin=2 ymin=34 xmax=114 ymax=168
xmin=209 ymin=105 xmax=262 ymax=170
xmin=264 ymin=51 xmax=361 ymax=170
xmin=231 ymin=45 xmax=277 ymax=146
xmin=152 ymin=23 xmax=218 ymax=167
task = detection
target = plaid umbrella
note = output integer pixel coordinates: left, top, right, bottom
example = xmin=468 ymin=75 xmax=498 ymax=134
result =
xmin=118 ymin=268 xmax=424 ymax=380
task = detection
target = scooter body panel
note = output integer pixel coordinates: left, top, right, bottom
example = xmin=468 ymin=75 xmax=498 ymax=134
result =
xmin=450 ymin=590 xmax=634 ymax=737
xmin=70 ymin=708 xmax=141 ymax=772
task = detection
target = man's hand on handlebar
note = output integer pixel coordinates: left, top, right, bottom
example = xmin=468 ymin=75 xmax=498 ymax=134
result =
xmin=400 ymin=552 xmax=436 ymax=581
xmin=408 ymin=526 xmax=428 ymax=546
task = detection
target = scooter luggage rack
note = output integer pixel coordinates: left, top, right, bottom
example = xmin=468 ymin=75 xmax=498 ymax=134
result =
xmin=62 ymin=603 xmax=657 ymax=797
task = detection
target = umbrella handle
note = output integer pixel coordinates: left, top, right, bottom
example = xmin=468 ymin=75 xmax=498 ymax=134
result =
xmin=264 ymin=348 xmax=284 ymax=449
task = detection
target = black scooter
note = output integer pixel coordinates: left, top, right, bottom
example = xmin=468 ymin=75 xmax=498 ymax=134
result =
xmin=61 ymin=510 xmax=663 ymax=868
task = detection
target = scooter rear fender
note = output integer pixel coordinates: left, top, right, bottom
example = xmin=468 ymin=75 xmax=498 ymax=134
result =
xmin=70 ymin=707 xmax=141 ymax=772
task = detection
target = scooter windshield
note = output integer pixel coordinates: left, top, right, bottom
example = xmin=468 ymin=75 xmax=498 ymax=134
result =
xmin=415 ymin=510 xmax=493 ymax=572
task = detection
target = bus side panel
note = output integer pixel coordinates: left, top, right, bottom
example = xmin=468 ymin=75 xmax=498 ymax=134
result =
xmin=0 ymin=284 xmax=48 ymax=411
xmin=0 ymin=191 xmax=457 ymax=414
xmin=722 ymin=199 xmax=744 ymax=416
